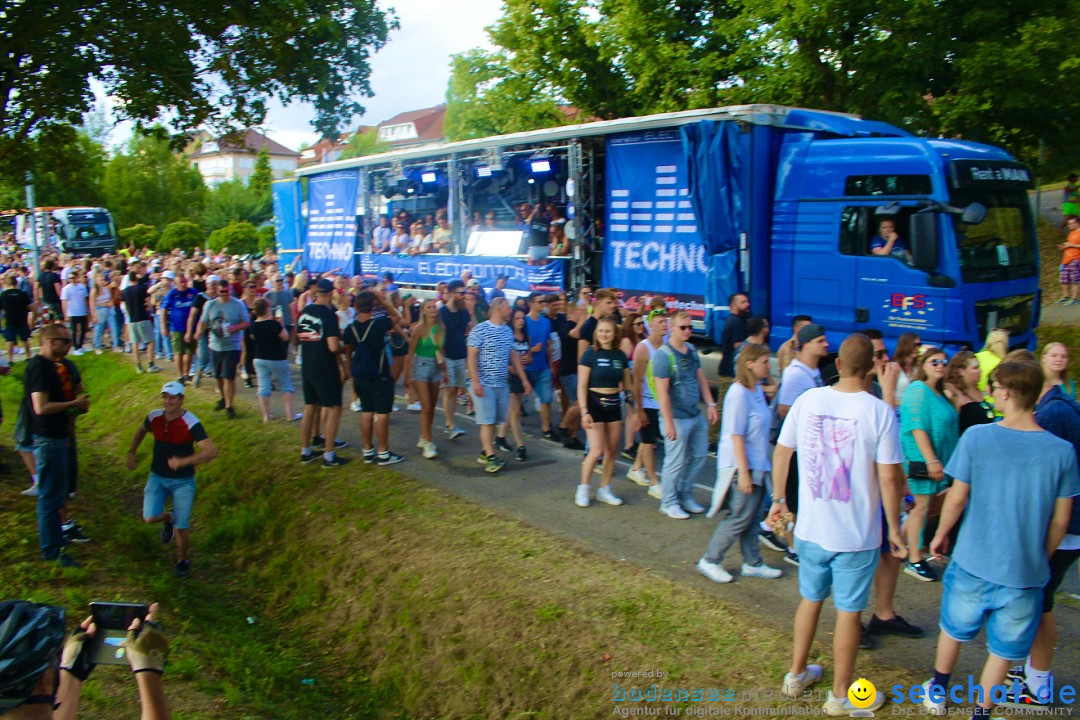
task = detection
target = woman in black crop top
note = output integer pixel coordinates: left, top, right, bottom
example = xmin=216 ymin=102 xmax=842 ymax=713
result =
xmin=574 ymin=315 xmax=632 ymax=508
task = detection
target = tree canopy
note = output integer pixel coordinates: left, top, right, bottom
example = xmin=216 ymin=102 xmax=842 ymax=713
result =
xmin=102 ymin=132 xmax=207 ymax=230
xmin=445 ymin=0 xmax=1080 ymax=169
xmin=0 ymin=0 xmax=397 ymax=172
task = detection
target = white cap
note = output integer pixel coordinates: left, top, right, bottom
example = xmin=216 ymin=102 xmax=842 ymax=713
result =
xmin=161 ymin=381 xmax=185 ymax=396
xmin=162 ymin=270 xmax=176 ymax=279
xmin=206 ymin=274 xmax=222 ymax=284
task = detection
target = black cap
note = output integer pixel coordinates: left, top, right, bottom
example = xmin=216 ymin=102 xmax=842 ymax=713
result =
xmin=797 ymin=323 xmax=826 ymax=345
xmin=316 ymin=278 xmax=334 ymax=293
xmin=496 ymin=274 xmax=508 ymax=281
xmin=381 ymin=271 xmax=394 ymax=280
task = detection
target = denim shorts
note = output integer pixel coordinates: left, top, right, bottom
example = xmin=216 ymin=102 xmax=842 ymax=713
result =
xmin=254 ymin=358 xmax=294 ymax=397
xmin=795 ymin=537 xmax=880 ymax=612
xmin=559 ymin=373 xmax=578 ymax=403
xmin=472 ymin=384 xmax=510 ymax=425
xmin=939 ymin=562 xmax=1041 ymax=661
xmin=143 ymin=472 xmax=196 ymax=529
xmin=526 ymin=368 xmax=553 ymax=404
xmin=445 ymin=357 xmax=467 ymax=388
xmin=412 ymin=355 xmax=442 ymax=384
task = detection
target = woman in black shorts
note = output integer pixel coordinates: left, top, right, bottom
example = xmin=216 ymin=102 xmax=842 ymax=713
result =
xmin=574 ymin=315 xmax=631 ymax=508
xmin=497 ymin=308 xmax=531 ymax=461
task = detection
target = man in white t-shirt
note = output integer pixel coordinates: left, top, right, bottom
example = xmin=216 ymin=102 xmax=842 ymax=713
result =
xmin=768 ymin=334 xmax=907 ymax=716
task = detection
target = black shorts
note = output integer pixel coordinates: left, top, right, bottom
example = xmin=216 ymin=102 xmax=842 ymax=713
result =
xmin=2 ymin=325 xmax=29 ymax=343
xmin=389 ymin=334 xmax=408 ymax=357
xmin=509 ymin=373 xmax=525 ymax=394
xmin=786 ymin=451 xmax=799 ymax=515
xmin=303 ymin=372 xmax=343 ymax=407
xmin=354 ymin=376 xmax=394 ymax=414
xmin=639 ymin=408 xmax=660 ymax=444
xmin=586 ymin=390 xmax=622 ymax=424
xmin=1043 ymin=547 xmax=1080 ymax=612
xmin=211 ymin=349 xmax=241 ymax=380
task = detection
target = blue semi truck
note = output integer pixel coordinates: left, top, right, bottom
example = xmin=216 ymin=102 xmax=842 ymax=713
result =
xmin=282 ymin=104 xmax=1038 ymax=352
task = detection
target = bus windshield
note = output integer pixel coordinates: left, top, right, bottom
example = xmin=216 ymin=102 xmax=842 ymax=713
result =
xmin=66 ymin=222 xmax=113 ymax=240
xmin=950 ymin=190 xmax=1037 ymax=283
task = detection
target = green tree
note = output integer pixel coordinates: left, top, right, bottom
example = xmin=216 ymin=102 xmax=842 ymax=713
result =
xmin=339 ymin=128 xmax=388 ymax=159
xmin=258 ymin=224 xmax=276 ymax=253
xmin=157 ymin=221 xmax=205 ymax=254
xmin=0 ymin=0 xmax=397 ymax=174
xmin=102 ymin=131 xmax=207 ymax=230
xmin=208 ymin=221 xmax=260 ymax=255
xmin=0 ymin=125 xmax=107 ymax=209
xmin=199 ymin=179 xmax=271 ymax=233
xmin=250 ymin=147 xmax=273 ymax=195
xmin=118 ymin=224 xmax=159 ymax=250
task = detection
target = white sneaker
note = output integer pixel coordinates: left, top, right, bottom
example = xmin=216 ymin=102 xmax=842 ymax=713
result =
xmin=682 ymin=497 xmax=707 ymax=514
xmin=919 ymin=680 xmax=947 ymax=715
xmin=94 ymin=349 xmax=103 ymax=355
xmin=146 ymin=364 xmax=162 ymax=373
xmin=574 ymin=484 xmax=590 ymax=508
xmin=696 ymin=558 xmax=733 ymax=584
xmin=660 ymin=505 xmax=690 ymax=519
xmin=20 ymin=485 xmax=39 ymax=497
xmin=626 ymin=467 xmax=649 ymax=486
xmin=741 ymin=563 xmax=782 ymax=579
xmin=596 ymin=486 xmax=623 ymax=506
xmin=350 ymin=400 xmax=362 ymax=412
xmin=417 ymin=436 xmax=428 ymax=449
xmin=406 ymin=401 xmax=422 ymax=412
xmin=781 ymin=664 xmax=822 ymax=699
xmin=70 ymin=349 xmax=84 ymax=356
xmin=422 ymin=441 xmax=438 ymax=459
xmin=647 ymin=484 xmax=663 ymax=500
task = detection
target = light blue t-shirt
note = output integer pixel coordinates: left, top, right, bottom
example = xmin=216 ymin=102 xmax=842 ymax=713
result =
xmin=652 ymin=343 xmax=702 ymax=419
xmin=900 ymin=380 xmax=959 ymax=469
xmin=203 ymin=296 xmax=249 ymax=352
xmin=717 ymin=382 xmax=771 ymax=471
xmin=778 ymin=359 xmax=823 ymax=408
xmin=945 ymin=423 xmax=1080 ymax=588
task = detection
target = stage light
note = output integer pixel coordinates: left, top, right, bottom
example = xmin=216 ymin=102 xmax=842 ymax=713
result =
xmin=476 ymin=166 xmax=492 ymax=178
xmin=421 ymin=171 xmax=437 ymax=184
xmin=529 ymin=157 xmax=552 ymax=174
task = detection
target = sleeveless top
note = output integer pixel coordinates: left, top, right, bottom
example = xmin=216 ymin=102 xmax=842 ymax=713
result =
xmin=416 ymin=326 xmax=441 ymax=358
xmin=639 ymin=341 xmax=660 ymax=410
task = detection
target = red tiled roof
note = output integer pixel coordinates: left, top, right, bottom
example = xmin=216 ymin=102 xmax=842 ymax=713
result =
xmin=378 ymin=105 xmax=446 ymax=144
xmin=189 ymin=129 xmax=299 ymax=158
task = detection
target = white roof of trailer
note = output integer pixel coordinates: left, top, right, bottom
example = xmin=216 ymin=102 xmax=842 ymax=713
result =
xmin=295 ymin=104 xmax=862 ymax=177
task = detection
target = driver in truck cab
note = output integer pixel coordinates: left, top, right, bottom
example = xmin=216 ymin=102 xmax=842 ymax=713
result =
xmin=870 ymin=218 xmax=913 ymax=264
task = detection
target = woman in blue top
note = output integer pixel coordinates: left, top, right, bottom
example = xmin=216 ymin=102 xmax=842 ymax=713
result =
xmin=696 ymin=344 xmax=781 ymax=584
xmin=900 ymin=346 xmax=958 ymax=582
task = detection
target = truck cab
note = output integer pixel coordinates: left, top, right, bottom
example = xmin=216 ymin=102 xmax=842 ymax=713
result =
xmin=769 ymin=134 xmax=1038 ymax=352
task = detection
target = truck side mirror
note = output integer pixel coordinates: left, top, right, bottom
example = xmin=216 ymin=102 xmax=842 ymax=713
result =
xmin=909 ymin=212 xmax=938 ymax=271
xmin=961 ymin=202 xmax=987 ymax=225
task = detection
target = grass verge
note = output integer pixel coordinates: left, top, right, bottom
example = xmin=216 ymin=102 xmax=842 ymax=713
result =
xmin=3 ymin=351 xmax=923 ymax=718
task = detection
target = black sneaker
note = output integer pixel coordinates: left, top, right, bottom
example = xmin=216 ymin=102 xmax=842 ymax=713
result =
xmin=541 ymin=428 xmax=559 ymax=442
xmin=859 ymin=625 xmax=879 ymax=650
xmin=175 ymin=560 xmax=190 ymax=578
xmin=300 ymin=450 xmax=323 ymax=464
xmin=322 ymin=455 xmax=351 ymax=468
xmin=56 ymin=552 xmax=81 ymax=568
xmin=494 ymin=436 xmax=512 ymax=452
xmin=225 ymin=407 xmax=236 ymax=419
xmin=1006 ymin=665 xmax=1025 ymax=683
xmin=516 ymin=445 xmax=527 ymax=461
xmin=331 ymin=439 xmax=347 ymax=450
xmin=62 ymin=523 xmax=91 ymax=544
xmin=215 ymin=398 xmax=226 ymax=411
xmin=783 ymin=548 xmax=799 ymax=566
xmin=904 ymin=560 xmax=939 ymax=582
xmin=376 ymin=451 xmax=404 ymax=466
xmin=363 ymin=448 xmax=377 ymax=464
xmin=868 ymin=614 xmax=924 ymax=638
xmin=620 ymin=443 xmax=638 ymax=461
xmin=312 ymin=434 xmax=325 ymax=447
xmin=160 ymin=514 xmax=174 ymax=544
xmin=484 ymin=454 xmax=506 ymax=474
xmin=562 ymin=437 xmax=585 ymax=451
xmin=1004 ymin=681 xmax=1053 ymax=707
xmin=759 ymin=530 xmax=789 ymax=552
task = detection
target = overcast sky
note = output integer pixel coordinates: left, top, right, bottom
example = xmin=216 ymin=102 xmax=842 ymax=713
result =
xmin=261 ymin=0 xmax=504 ymax=152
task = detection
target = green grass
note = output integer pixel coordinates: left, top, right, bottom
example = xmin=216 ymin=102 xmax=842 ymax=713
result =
xmin=2 ymin=352 xmax=926 ymax=719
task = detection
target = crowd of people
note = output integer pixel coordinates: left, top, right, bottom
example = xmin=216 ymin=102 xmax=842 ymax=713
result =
xmin=2 ymin=239 xmax=1079 ymax=717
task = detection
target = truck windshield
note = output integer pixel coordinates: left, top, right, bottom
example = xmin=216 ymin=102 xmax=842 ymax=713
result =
xmin=950 ymin=190 xmax=1037 ymax=283
xmin=66 ymin=222 xmax=113 ymax=240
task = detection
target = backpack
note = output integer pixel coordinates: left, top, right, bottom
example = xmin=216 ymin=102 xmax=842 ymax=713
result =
xmin=347 ymin=319 xmax=386 ymax=380
xmin=645 ymin=343 xmax=694 ymax=400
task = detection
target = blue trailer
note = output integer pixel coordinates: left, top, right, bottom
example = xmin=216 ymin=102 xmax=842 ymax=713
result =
xmin=284 ymin=104 xmax=1039 ymax=352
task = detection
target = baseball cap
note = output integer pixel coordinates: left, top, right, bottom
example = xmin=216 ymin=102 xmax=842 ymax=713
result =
xmin=161 ymin=381 xmax=185 ymax=396
xmin=162 ymin=270 xmax=176 ymax=279
xmin=467 ymin=279 xmax=480 ymax=287
xmin=447 ymin=280 xmax=466 ymax=293
xmin=381 ymin=271 xmax=394 ymax=280
xmin=797 ymin=323 xmax=827 ymax=346
xmin=496 ymin=274 xmax=508 ymax=281
xmin=206 ymin=274 xmax=222 ymax=284
xmin=316 ymin=278 xmax=334 ymax=293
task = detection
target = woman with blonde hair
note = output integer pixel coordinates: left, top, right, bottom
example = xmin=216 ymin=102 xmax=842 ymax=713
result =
xmin=405 ymin=299 xmax=446 ymax=458
xmin=1041 ymin=342 xmax=1076 ymax=400
xmin=975 ymin=327 xmax=1009 ymax=393
xmin=892 ymin=332 xmax=921 ymax=405
xmin=697 ymin=343 xmax=781 ymax=583
xmin=943 ymin=350 xmax=994 ymax=434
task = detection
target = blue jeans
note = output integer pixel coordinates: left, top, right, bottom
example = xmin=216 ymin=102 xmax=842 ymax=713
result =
xmin=659 ymin=414 xmax=708 ymax=511
xmin=196 ymin=334 xmax=213 ymax=375
xmin=93 ymin=308 xmax=121 ymax=350
xmin=33 ymin=435 xmax=71 ymax=559
xmin=153 ymin=316 xmax=173 ymax=360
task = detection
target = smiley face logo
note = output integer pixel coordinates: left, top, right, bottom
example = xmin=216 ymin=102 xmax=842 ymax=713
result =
xmin=847 ymin=678 xmax=877 ymax=709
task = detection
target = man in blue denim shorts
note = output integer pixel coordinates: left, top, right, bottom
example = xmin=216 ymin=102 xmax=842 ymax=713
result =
xmin=127 ymin=381 xmax=218 ymax=577
xmin=769 ymin=334 xmax=906 ymax=716
xmin=921 ymin=361 xmax=1078 ymax=717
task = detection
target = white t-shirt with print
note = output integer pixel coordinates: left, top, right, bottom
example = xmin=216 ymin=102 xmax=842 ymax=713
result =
xmin=778 ymin=386 xmax=903 ymax=552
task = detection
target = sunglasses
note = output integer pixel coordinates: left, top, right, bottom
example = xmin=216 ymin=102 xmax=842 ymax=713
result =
xmin=676 ymin=324 xmax=692 ymax=331
xmin=52 ymin=337 xmax=72 ymax=344
xmin=929 ymin=358 xmax=947 ymax=367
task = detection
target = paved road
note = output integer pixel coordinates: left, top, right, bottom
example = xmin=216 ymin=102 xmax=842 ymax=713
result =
xmin=214 ymin=365 xmax=1079 ymax=692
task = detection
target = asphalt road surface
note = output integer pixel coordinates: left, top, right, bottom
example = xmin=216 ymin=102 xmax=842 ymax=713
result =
xmin=219 ymin=365 xmax=1079 ymax=696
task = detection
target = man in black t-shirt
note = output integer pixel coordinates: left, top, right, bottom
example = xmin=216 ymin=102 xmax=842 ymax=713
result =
xmin=24 ymin=323 xmax=89 ymax=566
xmin=440 ymin=280 xmax=472 ymax=439
xmin=297 ymin=278 xmax=348 ymax=467
xmin=343 ymin=290 xmax=404 ymax=465
xmin=36 ymin=258 xmax=62 ymax=320
xmin=123 ymin=270 xmax=161 ymax=374
xmin=1 ymin=274 xmax=33 ymax=363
